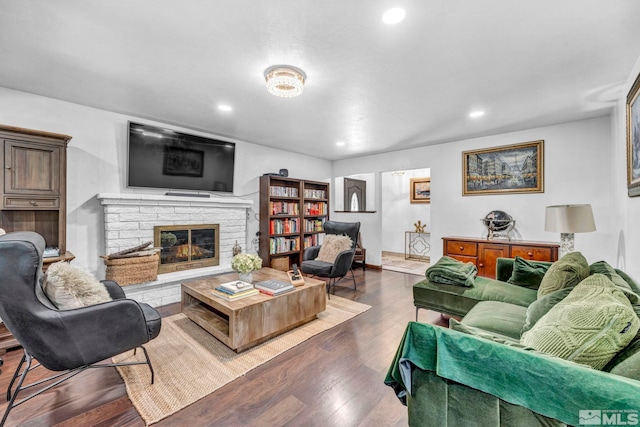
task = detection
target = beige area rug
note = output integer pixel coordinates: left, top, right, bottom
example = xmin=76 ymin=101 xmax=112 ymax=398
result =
xmin=382 ymin=254 xmax=430 ymax=276
xmin=113 ymin=296 xmax=371 ymax=425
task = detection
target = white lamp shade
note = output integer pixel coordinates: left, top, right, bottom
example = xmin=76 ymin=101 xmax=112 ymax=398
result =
xmin=545 ymin=204 xmax=596 ymax=233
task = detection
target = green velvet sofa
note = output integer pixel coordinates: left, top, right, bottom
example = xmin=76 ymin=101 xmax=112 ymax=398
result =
xmin=391 ymin=256 xmax=640 ymax=426
xmin=413 ymin=257 xmax=553 ymax=319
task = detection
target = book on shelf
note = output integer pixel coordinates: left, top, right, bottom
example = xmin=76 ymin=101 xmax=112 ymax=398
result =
xmin=254 ymin=279 xmax=294 ymax=295
xmin=212 ymin=288 xmax=259 ymax=301
xmin=216 ymin=280 xmax=254 ymax=294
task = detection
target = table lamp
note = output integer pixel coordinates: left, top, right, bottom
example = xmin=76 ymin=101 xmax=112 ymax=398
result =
xmin=544 ymin=204 xmax=596 ymax=257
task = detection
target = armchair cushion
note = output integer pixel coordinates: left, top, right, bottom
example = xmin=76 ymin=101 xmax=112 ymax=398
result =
xmin=316 ymin=235 xmax=353 ymax=263
xmin=300 ymin=259 xmax=334 ymax=276
xmin=43 ymin=261 xmax=112 ymax=310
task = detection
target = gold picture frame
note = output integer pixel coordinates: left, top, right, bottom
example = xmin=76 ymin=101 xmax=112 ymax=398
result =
xmin=410 ymin=178 xmax=431 ymax=203
xmin=627 ymin=71 xmax=640 ymax=197
xmin=462 ymin=140 xmax=544 ymax=196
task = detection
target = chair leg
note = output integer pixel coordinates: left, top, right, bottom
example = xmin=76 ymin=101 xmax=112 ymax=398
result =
xmin=349 ymin=268 xmax=357 ymax=290
xmin=1 ymin=346 xmax=155 ymax=426
xmin=2 ymin=351 xmax=34 ymax=426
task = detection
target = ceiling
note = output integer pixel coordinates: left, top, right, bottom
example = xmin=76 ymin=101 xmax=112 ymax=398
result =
xmin=2 ymin=1 xmax=640 ymax=161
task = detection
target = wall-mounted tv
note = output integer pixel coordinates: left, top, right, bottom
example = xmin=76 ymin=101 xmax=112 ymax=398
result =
xmin=127 ymin=122 xmax=235 ymax=193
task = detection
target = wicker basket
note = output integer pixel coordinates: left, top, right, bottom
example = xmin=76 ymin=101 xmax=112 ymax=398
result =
xmin=270 ymin=256 xmax=289 ymax=271
xmin=104 ymin=253 xmax=159 ymax=286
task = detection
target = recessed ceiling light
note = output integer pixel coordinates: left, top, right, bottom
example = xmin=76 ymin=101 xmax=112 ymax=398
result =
xmin=218 ymin=105 xmax=233 ymax=112
xmin=382 ymin=8 xmax=406 ymax=25
xmin=469 ymin=111 xmax=485 ymax=118
xmin=336 ymin=141 xmax=346 ymax=147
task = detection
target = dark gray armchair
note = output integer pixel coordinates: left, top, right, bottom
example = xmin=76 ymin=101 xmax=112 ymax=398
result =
xmin=0 ymin=231 xmax=161 ymax=425
xmin=301 ymin=221 xmax=360 ymax=297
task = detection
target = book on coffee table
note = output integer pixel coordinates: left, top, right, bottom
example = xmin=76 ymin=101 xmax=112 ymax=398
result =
xmin=254 ymin=279 xmax=294 ymax=296
xmin=212 ymin=287 xmax=259 ymax=301
xmin=217 ymin=280 xmax=254 ymax=294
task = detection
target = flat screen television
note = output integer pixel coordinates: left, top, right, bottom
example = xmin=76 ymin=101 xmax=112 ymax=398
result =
xmin=127 ymin=122 xmax=235 ymax=193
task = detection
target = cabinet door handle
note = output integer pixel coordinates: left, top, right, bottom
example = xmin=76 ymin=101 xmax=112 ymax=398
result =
xmin=528 ymin=252 xmax=533 ymax=257
xmin=4 ymin=165 xmax=10 ymax=169
xmin=459 ymin=246 xmax=464 ymax=251
xmin=478 ymin=263 xmax=484 ymax=267
xmin=29 ymin=200 xmax=37 ymax=206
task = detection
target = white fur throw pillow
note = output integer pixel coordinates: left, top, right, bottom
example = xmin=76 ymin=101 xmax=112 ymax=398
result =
xmin=43 ymin=262 xmax=112 ymax=310
xmin=316 ymin=235 xmax=353 ymax=263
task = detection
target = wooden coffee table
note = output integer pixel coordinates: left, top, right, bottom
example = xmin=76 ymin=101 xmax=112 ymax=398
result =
xmin=181 ymin=267 xmax=326 ymax=352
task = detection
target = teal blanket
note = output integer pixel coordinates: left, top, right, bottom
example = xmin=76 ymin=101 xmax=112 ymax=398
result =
xmin=425 ymin=256 xmax=477 ymax=287
xmin=384 ymin=322 xmax=640 ymax=426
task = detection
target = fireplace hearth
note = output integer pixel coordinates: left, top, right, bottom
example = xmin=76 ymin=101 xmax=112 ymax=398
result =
xmin=154 ymin=224 xmax=219 ymax=273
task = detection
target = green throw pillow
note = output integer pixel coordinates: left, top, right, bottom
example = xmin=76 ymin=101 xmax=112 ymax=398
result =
xmin=507 ymin=256 xmax=551 ymax=289
xmin=589 ymin=261 xmax=640 ymax=304
xmin=521 ymin=274 xmax=640 ymax=370
xmin=537 ymin=252 xmax=589 ymax=298
xmin=615 ymin=269 xmax=640 ymax=295
xmin=521 ymin=287 xmax=574 ymax=335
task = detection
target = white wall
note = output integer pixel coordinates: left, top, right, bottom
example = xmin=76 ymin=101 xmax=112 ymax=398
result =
xmin=611 ymin=52 xmax=640 ymax=280
xmin=333 ymin=116 xmax=614 ymax=267
xmin=380 ymin=169 xmax=431 ymax=254
xmin=0 ymin=87 xmax=332 ymax=276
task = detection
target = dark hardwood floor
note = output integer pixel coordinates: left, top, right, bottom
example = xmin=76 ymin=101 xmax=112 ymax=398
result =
xmin=0 ymin=269 xmax=444 ymax=426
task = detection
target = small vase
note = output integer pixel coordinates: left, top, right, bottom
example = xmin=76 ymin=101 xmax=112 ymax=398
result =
xmin=238 ymin=272 xmax=253 ymax=283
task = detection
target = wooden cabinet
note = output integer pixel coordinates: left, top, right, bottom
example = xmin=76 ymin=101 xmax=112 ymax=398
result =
xmin=443 ymin=236 xmax=559 ymax=278
xmin=0 ymin=125 xmax=70 ymax=254
xmin=259 ymin=175 xmax=329 ymax=271
xmin=0 ymin=125 xmax=71 ymax=354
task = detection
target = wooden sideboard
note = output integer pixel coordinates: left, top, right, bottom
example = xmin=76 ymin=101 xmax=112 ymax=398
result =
xmin=442 ymin=236 xmax=559 ymax=279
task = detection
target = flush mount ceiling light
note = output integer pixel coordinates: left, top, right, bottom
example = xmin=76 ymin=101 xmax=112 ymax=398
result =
xmin=469 ymin=110 xmax=485 ymax=118
xmin=382 ymin=7 xmax=406 ymax=25
xmin=264 ymin=65 xmax=306 ymax=98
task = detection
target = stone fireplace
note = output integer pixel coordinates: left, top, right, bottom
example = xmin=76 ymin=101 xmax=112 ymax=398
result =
xmin=97 ymin=193 xmax=252 ymax=307
xmin=154 ymin=224 xmax=219 ymax=273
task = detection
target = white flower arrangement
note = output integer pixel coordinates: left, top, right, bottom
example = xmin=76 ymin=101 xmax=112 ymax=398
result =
xmin=231 ymin=253 xmax=263 ymax=273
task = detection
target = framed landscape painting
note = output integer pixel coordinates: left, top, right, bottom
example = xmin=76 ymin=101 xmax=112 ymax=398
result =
xmin=627 ymin=71 xmax=640 ymax=197
xmin=410 ymin=178 xmax=430 ymax=203
xmin=462 ymin=140 xmax=544 ymax=196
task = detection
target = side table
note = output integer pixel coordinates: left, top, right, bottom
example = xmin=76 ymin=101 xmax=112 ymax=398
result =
xmin=405 ymin=231 xmax=431 ymax=261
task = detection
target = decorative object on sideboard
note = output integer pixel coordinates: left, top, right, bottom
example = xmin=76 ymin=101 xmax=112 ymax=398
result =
xmin=481 ymin=210 xmax=515 ymax=240
xmin=264 ymin=65 xmax=306 ymax=98
xmin=545 ymin=204 xmax=596 ymax=257
xmin=626 ymin=69 xmax=640 ymax=196
xmin=0 ymin=228 xmax=5 ymax=236
xmin=463 ymin=140 xmax=544 ymax=196
xmin=410 ymin=177 xmax=431 ymax=203
xmin=414 ymin=220 xmax=426 ymax=233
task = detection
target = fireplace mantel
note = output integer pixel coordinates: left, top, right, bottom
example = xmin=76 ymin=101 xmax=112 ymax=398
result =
xmin=97 ymin=192 xmax=253 ymax=209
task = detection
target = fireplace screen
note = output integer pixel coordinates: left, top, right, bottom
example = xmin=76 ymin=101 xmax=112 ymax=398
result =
xmin=154 ymin=224 xmax=219 ymax=273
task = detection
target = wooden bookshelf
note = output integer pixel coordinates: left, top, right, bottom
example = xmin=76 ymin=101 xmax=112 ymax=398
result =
xmin=259 ymin=175 xmax=329 ymax=270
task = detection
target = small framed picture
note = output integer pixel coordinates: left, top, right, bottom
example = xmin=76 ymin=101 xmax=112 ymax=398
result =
xmin=627 ymin=71 xmax=640 ymax=196
xmin=410 ymin=178 xmax=430 ymax=203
